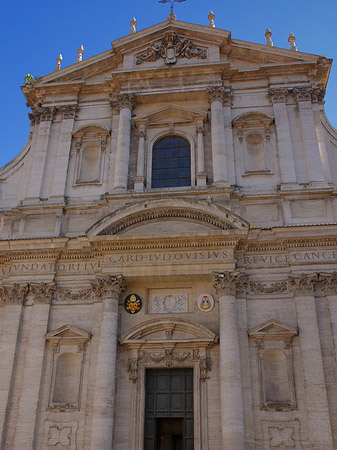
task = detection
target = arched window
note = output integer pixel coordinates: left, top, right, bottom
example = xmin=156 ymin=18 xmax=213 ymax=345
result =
xmin=152 ymin=135 xmax=191 ymax=188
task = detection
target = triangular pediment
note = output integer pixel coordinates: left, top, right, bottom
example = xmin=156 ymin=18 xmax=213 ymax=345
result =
xmin=135 ymin=105 xmax=206 ymax=126
xmin=120 ymin=318 xmax=218 ymax=345
xmin=23 ymin=19 xmax=330 ymax=92
xmin=46 ymin=324 xmax=91 ymax=341
xmin=248 ymin=319 xmax=298 ymax=338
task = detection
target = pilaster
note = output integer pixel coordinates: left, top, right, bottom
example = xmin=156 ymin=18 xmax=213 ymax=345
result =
xmin=269 ymin=88 xmax=297 ymax=188
xmin=12 ymin=282 xmax=55 ymax=450
xmin=112 ymin=94 xmax=135 ymax=190
xmin=207 ymin=87 xmax=231 ymax=186
xmin=289 ymin=274 xmax=334 ymax=450
xmin=293 ymin=87 xmax=326 ymax=185
xmin=25 ymin=107 xmax=56 ymax=202
xmin=134 ymin=123 xmax=146 ymax=191
xmin=213 ymin=272 xmax=247 ymax=450
xmin=90 ymin=275 xmax=125 ymax=450
xmin=50 ymin=105 xmax=78 ymax=200
xmin=196 ymin=120 xmax=207 ymax=186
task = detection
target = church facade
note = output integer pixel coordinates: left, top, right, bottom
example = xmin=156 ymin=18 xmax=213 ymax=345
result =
xmin=1 ymin=13 xmax=337 ymax=450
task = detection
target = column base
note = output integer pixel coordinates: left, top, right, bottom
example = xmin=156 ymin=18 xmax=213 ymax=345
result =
xmin=134 ymin=176 xmax=145 ymax=192
xmin=196 ymin=172 xmax=207 ymax=187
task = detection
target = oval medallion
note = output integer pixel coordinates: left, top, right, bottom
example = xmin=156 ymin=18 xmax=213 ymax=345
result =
xmin=124 ymin=293 xmax=142 ymax=314
xmin=197 ymin=293 xmax=214 ymax=312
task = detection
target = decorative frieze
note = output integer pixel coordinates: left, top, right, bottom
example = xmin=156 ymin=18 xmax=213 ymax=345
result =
xmin=58 ymin=287 xmax=93 ymax=301
xmin=206 ymin=86 xmax=232 ymax=106
xmin=249 ymin=281 xmax=288 ymax=294
xmin=91 ymin=274 xmax=125 ymax=300
xmin=136 ymin=31 xmax=207 ymax=65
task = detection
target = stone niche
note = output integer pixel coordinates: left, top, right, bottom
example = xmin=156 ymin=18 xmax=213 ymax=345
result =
xmin=249 ymin=319 xmax=298 ymax=411
xmin=72 ymin=124 xmax=110 ymax=186
xmin=232 ymin=112 xmax=274 ymax=176
xmin=45 ymin=324 xmax=91 ymax=411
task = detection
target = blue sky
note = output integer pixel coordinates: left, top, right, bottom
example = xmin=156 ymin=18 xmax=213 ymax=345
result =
xmin=1 ymin=0 xmax=336 ymax=168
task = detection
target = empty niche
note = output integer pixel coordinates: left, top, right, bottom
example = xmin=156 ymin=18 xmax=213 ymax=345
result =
xmin=72 ymin=124 xmax=110 ymax=185
xmin=46 ymin=324 xmax=91 ymax=410
xmin=249 ymin=319 xmax=298 ymax=411
xmin=261 ymin=349 xmax=290 ymax=404
xmin=52 ymin=353 xmax=80 ymax=405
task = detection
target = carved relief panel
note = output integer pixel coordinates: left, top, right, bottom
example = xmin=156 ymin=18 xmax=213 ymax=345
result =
xmin=249 ymin=319 xmax=298 ymax=411
xmin=43 ymin=420 xmax=79 ymax=449
xmin=261 ymin=419 xmax=302 ymax=450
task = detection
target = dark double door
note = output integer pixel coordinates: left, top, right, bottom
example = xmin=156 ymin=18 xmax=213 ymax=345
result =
xmin=144 ymin=368 xmax=194 ymax=450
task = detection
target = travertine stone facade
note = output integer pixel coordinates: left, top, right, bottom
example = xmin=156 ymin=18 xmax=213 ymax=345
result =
xmin=1 ymin=15 xmax=337 ymax=450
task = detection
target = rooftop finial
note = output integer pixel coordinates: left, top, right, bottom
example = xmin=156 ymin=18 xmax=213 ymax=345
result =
xmin=288 ymin=33 xmax=297 ymax=51
xmin=208 ymin=11 xmax=215 ymax=28
xmin=76 ymin=45 xmax=84 ymax=62
xmin=55 ymin=54 xmax=63 ymax=71
xmin=265 ymin=28 xmax=273 ymax=47
xmin=130 ymin=17 xmax=137 ymax=33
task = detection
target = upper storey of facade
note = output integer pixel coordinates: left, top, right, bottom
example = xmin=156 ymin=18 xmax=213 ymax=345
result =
xmin=1 ymin=16 xmax=337 ymax=239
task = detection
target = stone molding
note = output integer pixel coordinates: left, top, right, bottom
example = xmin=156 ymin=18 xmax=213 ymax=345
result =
xmin=90 ymin=274 xmax=125 ymax=300
xmin=110 ymin=93 xmax=135 ymax=111
xmin=135 ymin=31 xmax=207 ymax=65
xmin=206 ymin=86 xmax=233 ymax=106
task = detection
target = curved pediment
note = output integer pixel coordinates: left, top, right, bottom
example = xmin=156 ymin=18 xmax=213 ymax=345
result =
xmin=120 ymin=317 xmax=218 ymax=345
xmin=87 ymin=199 xmax=249 ymax=236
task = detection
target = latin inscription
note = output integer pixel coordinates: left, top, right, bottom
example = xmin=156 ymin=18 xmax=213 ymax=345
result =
xmin=1 ymin=250 xmax=336 ymax=274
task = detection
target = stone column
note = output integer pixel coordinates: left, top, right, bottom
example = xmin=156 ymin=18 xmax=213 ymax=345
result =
xmin=222 ymin=93 xmax=236 ymax=186
xmin=112 ymin=94 xmax=135 ymax=190
xmin=50 ymin=105 xmax=78 ymax=200
xmin=0 ymin=285 xmax=28 ymax=444
xmin=134 ymin=123 xmax=146 ymax=191
xmin=293 ymin=87 xmax=325 ymax=184
xmin=90 ymin=275 xmax=125 ymax=450
xmin=207 ymin=87 xmax=230 ymax=186
xmin=12 ymin=283 xmax=55 ymax=450
xmin=289 ymin=274 xmax=334 ymax=450
xmin=213 ymin=272 xmax=246 ymax=450
xmin=26 ymin=107 xmax=55 ymax=201
xmin=196 ymin=120 xmax=207 ymax=186
xmin=269 ymin=88 xmax=297 ymax=187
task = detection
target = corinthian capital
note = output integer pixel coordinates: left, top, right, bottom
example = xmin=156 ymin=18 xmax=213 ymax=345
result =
xmin=311 ymin=87 xmax=326 ymax=104
xmin=0 ymin=283 xmax=29 ymax=306
xmin=293 ymin=87 xmax=312 ymax=103
xmin=213 ymin=272 xmax=249 ymax=295
xmin=111 ymin=94 xmax=135 ymax=111
xmin=91 ymin=275 xmax=125 ymax=300
xmin=269 ymin=88 xmax=289 ymax=103
xmin=318 ymin=272 xmax=337 ymax=295
xmin=288 ymin=273 xmax=317 ymax=296
xmin=60 ymin=104 xmax=78 ymax=119
xmin=29 ymin=282 xmax=56 ymax=304
xmin=206 ymin=86 xmax=232 ymax=106
xmin=39 ymin=106 xmax=56 ymax=121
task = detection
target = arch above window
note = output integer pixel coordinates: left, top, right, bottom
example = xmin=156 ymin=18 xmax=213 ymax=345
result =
xmin=151 ymin=135 xmax=191 ymax=188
